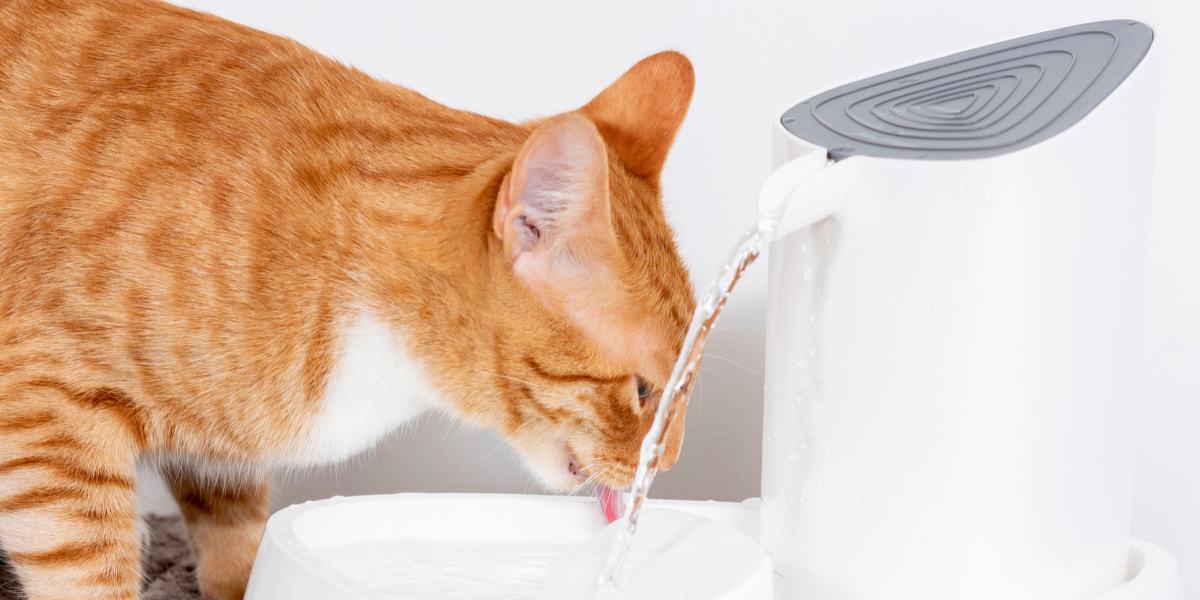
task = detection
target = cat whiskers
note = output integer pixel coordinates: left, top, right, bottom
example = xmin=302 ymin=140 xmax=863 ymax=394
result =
xmin=710 ymin=325 xmax=765 ymax=334
xmin=509 ymin=416 xmax=542 ymax=436
xmin=701 ymin=353 xmax=762 ymax=376
xmin=572 ymin=464 xmax=613 ymax=495
xmin=479 ymin=417 xmax=541 ymax=462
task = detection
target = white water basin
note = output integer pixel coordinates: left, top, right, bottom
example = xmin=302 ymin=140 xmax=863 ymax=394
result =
xmin=244 ymin=493 xmax=1180 ymax=600
xmin=244 ymin=493 xmax=770 ymax=600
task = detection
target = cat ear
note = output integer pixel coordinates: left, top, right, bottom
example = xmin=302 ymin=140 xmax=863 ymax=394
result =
xmin=581 ymin=51 xmax=695 ymax=180
xmin=493 ymin=113 xmax=621 ymax=311
xmin=494 ymin=113 xmax=612 ymax=258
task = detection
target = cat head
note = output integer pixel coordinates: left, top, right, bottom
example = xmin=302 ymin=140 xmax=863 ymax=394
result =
xmin=488 ymin=51 xmax=696 ymax=491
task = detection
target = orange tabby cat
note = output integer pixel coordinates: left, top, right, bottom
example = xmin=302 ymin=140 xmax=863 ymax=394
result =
xmin=0 ymin=1 xmax=696 ymax=598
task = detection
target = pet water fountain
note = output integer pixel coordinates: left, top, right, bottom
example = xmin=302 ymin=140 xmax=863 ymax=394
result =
xmin=245 ymin=20 xmax=1185 ymax=600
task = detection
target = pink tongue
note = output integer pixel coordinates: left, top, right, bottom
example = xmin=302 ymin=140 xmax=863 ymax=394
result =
xmin=596 ymin=484 xmax=624 ymax=524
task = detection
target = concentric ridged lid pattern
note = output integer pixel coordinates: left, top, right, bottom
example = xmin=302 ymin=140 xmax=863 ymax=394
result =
xmin=781 ymin=20 xmax=1154 ymax=160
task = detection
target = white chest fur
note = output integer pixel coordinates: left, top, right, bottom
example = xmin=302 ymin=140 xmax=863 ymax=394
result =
xmin=286 ymin=310 xmax=437 ymax=466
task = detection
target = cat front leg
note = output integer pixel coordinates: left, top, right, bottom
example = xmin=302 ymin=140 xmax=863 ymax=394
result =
xmin=0 ymin=383 xmax=142 ymax=600
xmin=163 ymin=467 xmax=270 ymax=600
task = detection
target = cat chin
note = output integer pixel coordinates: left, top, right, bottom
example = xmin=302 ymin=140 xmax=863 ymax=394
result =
xmin=516 ymin=443 xmax=586 ymax=492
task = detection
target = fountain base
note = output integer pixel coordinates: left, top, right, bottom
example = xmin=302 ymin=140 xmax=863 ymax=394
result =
xmin=245 ymin=494 xmax=1181 ymax=600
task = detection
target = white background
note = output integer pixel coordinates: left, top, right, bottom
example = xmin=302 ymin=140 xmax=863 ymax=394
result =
xmin=139 ymin=0 xmax=1199 ymax=595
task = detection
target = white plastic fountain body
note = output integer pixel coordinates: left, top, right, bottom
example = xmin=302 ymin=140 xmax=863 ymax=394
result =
xmin=758 ymin=19 xmax=1184 ymax=600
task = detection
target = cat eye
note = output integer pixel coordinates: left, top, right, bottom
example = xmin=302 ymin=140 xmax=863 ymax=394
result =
xmin=636 ymin=377 xmax=653 ymax=407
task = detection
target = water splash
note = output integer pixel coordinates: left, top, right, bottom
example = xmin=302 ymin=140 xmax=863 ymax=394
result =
xmin=597 ymin=212 xmax=781 ymax=595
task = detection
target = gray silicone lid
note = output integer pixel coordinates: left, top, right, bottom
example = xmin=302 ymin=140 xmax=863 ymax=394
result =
xmin=781 ymin=20 xmax=1153 ymax=160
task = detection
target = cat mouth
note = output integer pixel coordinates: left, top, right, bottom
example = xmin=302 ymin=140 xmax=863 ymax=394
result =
xmin=563 ymin=446 xmax=634 ymax=488
xmin=563 ymin=446 xmax=625 ymax=523
xmin=565 ymin=447 xmax=587 ymax=483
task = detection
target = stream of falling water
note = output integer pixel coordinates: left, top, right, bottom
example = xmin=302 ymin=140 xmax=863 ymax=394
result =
xmin=596 ymin=211 xmax=781 ymax=595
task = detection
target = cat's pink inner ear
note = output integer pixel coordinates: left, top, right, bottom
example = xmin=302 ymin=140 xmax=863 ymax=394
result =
xmin=497 ymin=113 xmax=612 ymax=260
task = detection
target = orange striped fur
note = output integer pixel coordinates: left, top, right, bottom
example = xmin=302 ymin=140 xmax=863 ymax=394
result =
xmin=0 ymin=1 xmax=695 ymax=598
